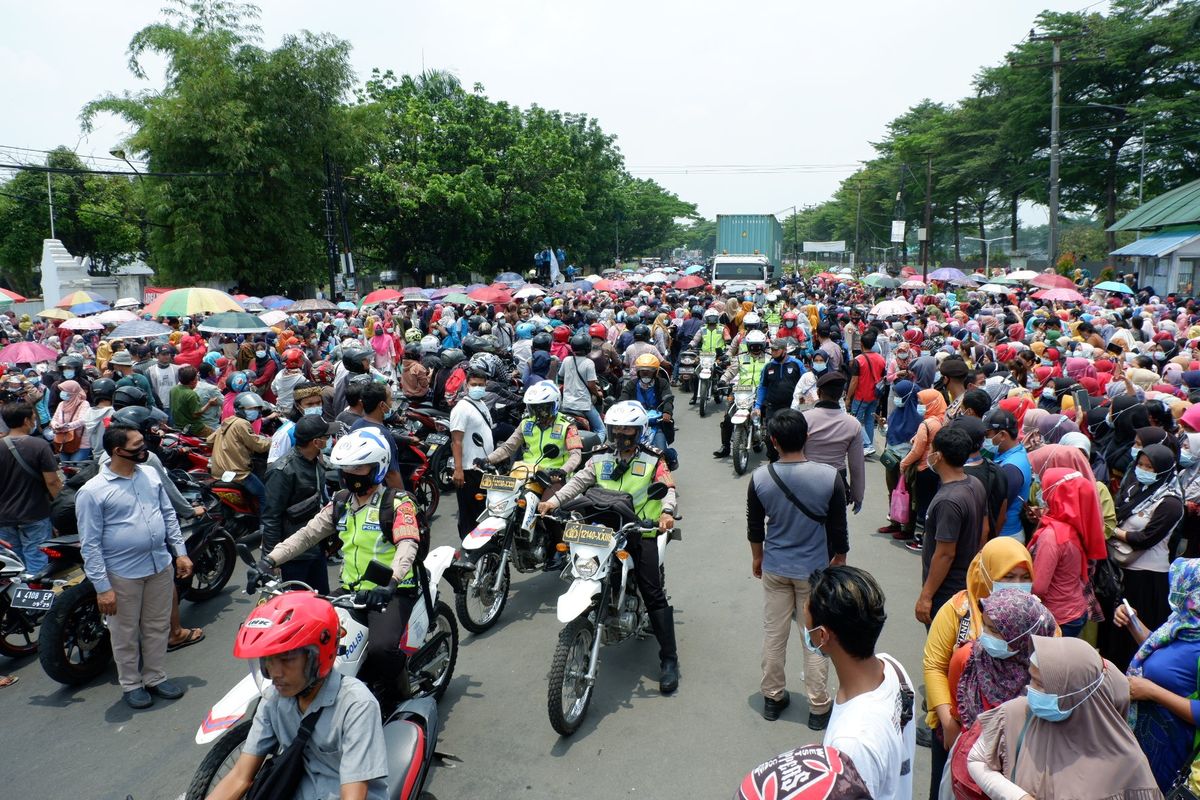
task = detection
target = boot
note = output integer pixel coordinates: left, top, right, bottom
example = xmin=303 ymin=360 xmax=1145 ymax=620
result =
xmin=648 ymin=607 xmax=679 ymax=694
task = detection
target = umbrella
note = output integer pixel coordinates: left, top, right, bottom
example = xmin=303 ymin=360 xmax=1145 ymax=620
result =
xmin=0 ymin=341 xmax=59 ymax=364
xmin=900 ymin=279 xmax=926 ymax=290
xmin=592 ymin=279 xmax=628 ymax=292
xmin=37 ymin=308 xmax=75 ymax=320
xmin=430 ymin=285 xmax=466 ymax=300
xmin=441 ymin=292 xmax=473 ymax=305
xmin=562 ymin=280 xmax=594 ymax=292
xmin=583 ymin=274 xmax=604 ymax=283
xmin=60 ymin=316 xmax=105 ymax=331
xmin=1094 ymin=280 xmax=1134 ymax=294
xmin=112 ymin=297 xmax=141 ymax=310
xmin=978 ymin=283 xmax=1013 ymax=294
xmin=361 ymin=288 xmax=403 ymax=306
xmin=494 ymin=272 xmax=525 ymax=286
xmin=870 ymin=299 xmax=917 ymax=316
xmin=69 ymin=301 xmax=111 ymax=316
xmin=684 ymin=265 xmax=706 ymax=275
xmin=900 ymin=266 xmax=918 ymax=277
xmin=94 ymin=309 xmax=138 ymax=325
xmin=256 ymin=310 xmax=289 ymax=327
xmin=1005 ymin=270 xmax=1040 ymax=281
xmin=1032 ymin=288 xmax=1086 ymax=303
xmin=515 ymin=285 xmax=547 ymax=299
xmin=862 ymin=274 xmax=901 ymax=289
xmin=143 ymin=287 xmax=243 ymax=317
xmin=337 ymin=301 xmax=358 ymax=311
xmin=642 ymin=271 xmax=670 ymax=283
xmin=199 ymin=311 xmax=274 ymax=334
xmin=0 ymin=288 xmax=27 ymax=303
xmin=468 ymin=286 xmax=513 ymax=305
xmin=674 ymin=275 xmax=706 ymax=290
xmin=288 ymin=298 xmax=339 ymax=313
xmin=815 ymin=272 xmax=839 ymax=280
xmin=927 ymin=267 xmax=966 ymax=282
xmin=107 ymin=319 xmax=173 ymax=340
xmin=260 ymin=295 xmax=294 ymax=310
xmin=1031 ymin=273 xmax=1076 ymax=290
xmin=56 ymin=290 xmax=108 ymax=309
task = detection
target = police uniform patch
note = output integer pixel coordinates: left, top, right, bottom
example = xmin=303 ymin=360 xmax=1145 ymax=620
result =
xmin=522 ymin=420 xmax=535 ymax=435
xmin=598 ymin=460 xmax=615 ymax=480
xmin=552 ymin=423 xmax=564 ymax=437
xmin=631 ymin=460 xmax=647 ymax=477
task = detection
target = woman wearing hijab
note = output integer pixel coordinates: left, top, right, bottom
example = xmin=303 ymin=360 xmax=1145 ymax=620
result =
xmin=898 ymin=389 xmax=947 ymax=543
xmin=878 ymin=378 xmax=922 ymax=536
xmin=1101 ymin=395 xmax=1151 ymax=489
xmin=909 ymin=354 xmax=939 ymax=389
xmin=248 ymin=340 xmax=278 ymax=403
xmin=50 ymin=379 xmax=91 ymax=461
xmin=1020 ymin=407 xmax=1050 ymax=451
xmin=1109 ymin=558 xmax=1200 ymax=792
xmin=923 ymin=538 xmax=1036 ymax=797
xmin=1178 ymin=432 xmax=1200 ymax=558
xmin=235 ymin=339 xmax=255 ymax=372
xmin=1034 ymin=413 xmax=1078 ymax=446
xmin=968 ymin=636 xmax=1160 ymax=800
xmin=1102 ymin=443 xmax=1184 ymax=668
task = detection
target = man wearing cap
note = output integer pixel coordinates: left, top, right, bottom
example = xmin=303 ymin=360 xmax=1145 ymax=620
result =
xmin=110 ymin=350 xmax=158 ymax=410
xmin=756 ymin=339 xmax=806 ymax=462
xmin=261 ymin=414 xmax=336 ymax=594
xmin=269 ymin=382 xmax=335 ymax=466
xmin=148 ymin=345 xmax=181 ymax=413
xmin=982 ymin=408 xmax=1031 ymax=542
xmin=803 ymin=371 xmax=866 ymax=513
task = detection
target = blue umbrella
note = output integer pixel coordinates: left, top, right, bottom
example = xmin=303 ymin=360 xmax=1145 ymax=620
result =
xmin=260 ymin=295 xmax=293 ymax=309
xmin=336 ymin=301 xmax=357 ymax=310
xmin=1094 ymin=280 xmax=1133 ymax=294
xmin=495 ymin=272 xmax=525 ymax=286
xmin=69 ymin=301 xmax=110 ymax=316
xmin=684 ymin=265 xmax=706 ymax=275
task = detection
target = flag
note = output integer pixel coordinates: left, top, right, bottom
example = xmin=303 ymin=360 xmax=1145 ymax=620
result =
xmin=549 ymin=248 xmax=562 ymax=285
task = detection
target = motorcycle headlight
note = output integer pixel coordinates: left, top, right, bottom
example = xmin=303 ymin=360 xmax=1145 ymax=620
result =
xmin=573 ymin=555 xmax=600 ymax=579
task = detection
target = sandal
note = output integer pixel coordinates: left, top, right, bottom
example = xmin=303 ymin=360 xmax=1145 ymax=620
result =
xmin=168 ymin=628 xmax=205 ymax=652
xmin=0 ymin=675 xmax=18 ymax=688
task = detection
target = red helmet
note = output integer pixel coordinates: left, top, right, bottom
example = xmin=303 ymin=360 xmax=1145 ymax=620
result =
xmin=234 ymin=592 xmax=339 ymax=681
xmin=283 ymin=348 xmax=304 ymax=368
xmin=312 ymin=360 xmax=334 ymax=384
xmin=782 ymin=311 xmax=799 ymax=322
xmin=552 ymin=326 xmax=570 ymax=343
xmin=588 ymin=323 xmax=607 ymax=339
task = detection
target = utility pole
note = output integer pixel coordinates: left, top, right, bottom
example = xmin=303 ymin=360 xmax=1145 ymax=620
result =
xmin=791 ymin=205 xmax=798 ymax=270
xmin=922 ymin=157 xmax=933 ymax=281
xmin=854 ymin=182 xmax=862 ymax=268
xmin=321 ymin=150 xmax=340 ymax=300
xmin=46 ymin=172 xmax=55 ymax=239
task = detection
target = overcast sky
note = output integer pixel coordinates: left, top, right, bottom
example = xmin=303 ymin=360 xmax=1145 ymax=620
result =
xmin=2 ymin=0 xmax=1105 ymax=223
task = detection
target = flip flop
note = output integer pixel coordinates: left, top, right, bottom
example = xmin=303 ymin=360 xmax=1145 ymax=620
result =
xmin=0 ymin=675 xmax=19 ymax=688
xmin=168 ymin=628 xmax=205 ymax=652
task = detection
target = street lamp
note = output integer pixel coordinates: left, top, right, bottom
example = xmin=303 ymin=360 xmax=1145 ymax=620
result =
xmin=962 ymin=236 xmax=1008 ymax=272
xmin=109 ymin=148 xmax=141 ymax=178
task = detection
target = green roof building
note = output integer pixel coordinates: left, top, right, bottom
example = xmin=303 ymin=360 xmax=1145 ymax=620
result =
xmin=1108 ymin=178 xmax=1200 ymax=296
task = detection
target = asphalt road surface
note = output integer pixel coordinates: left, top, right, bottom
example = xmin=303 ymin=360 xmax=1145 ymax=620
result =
xmin=0 ymin=405 xmax=932 ymax=800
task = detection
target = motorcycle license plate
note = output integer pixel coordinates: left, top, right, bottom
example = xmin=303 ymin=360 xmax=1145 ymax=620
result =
xmin=731 ymin=412 xmax=749 ymax=424
xmin=425 ymin=432 xmax=449 ymax=453
xmin=10 ymin=587 xmax=54 ymax=611
xmin=699 ymin=369 xmax=711 ymax=379
xmin=479 ymin=473 xmax=520 ymax=492
xmin=562 ymin=522 xmax=615 ymax=546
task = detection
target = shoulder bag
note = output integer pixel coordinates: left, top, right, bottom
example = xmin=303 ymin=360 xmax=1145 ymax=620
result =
xmin=246 ymin=705 xmax=325 ymax=800
xmin=766 ymin=462 xmax=828 ymax=525
xmin=3 ymin=436 xmax=40 ymax=479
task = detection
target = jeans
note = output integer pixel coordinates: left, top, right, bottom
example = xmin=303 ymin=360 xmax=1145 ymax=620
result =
xmin=850 ymin=397 xmax=878 ymax=450
xmin=242 ymin=472 xmax=267 ymax=511
xmin=568 ymin=405 xmax=606 ymax=444
xmin=1060 ymin=613 xmax=1088 ymax=637
xmin=0 ymin=517 xmax=53 ymax=575
xmin=646 ymin=427 xmax=668 ymax=452
xmin=63 ymin=447 xmax=92 ymax=462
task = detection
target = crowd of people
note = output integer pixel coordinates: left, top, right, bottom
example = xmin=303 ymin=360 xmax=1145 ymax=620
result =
xmin=0 ymin=265 xmax=1198 ymax=799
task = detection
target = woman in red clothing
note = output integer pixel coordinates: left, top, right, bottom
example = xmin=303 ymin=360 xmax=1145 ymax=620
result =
xmin=1027 ymin=466 xmax=1108 ymax=636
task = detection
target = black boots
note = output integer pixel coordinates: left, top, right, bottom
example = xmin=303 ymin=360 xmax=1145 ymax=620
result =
xmin=648 ymin=607 xmax=679 ymax=694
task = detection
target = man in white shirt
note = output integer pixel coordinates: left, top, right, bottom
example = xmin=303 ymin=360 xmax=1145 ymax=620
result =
xmin=450 ymin=367 xmax=495 ymax=538
xmin=806 ymin=565 xmax=916 ymax=800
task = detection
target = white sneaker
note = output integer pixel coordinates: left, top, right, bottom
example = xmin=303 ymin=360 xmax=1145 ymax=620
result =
xmin=863 ymin=446 xmax=877 ymax=457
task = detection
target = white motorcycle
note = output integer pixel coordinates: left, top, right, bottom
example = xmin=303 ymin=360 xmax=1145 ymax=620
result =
xmin=696 ymin=351 xmax=717 ymax=417
xmin=546 ymin=484 xmax=677 ymax=736
xmin=186 ymin=546 xmax=459 ymax=800
xmin=727 ymin=385 xmax=763 ymax=476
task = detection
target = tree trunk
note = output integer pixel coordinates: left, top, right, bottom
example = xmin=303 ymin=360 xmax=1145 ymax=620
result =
xmin=1104 ymin=139 xmax=1124 ymax=256
xmin=952 ymin=201 xmax=961 ymax=264
xmin=1010 ymin=192 xmax=1019 ymax=251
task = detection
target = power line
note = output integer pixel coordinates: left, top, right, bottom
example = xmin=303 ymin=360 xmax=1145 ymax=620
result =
xmin=0 ymin=189 xmax=163 ymax=229
xmin=0 ymin=144 xmax=149 ymax=167
xmin=0 ymin=162 xmax=255 ymax=178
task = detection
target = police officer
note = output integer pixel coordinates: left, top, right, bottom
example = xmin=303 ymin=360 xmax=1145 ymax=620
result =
xmin=483 ymin=380 xmax=583 ymax=477
xmin=689 ymin=308 xmax=728 ymax=405
xmin=714 ymin=330 xmax=769 ymax=459
xmin=755 ymin=338 xmax=806 ymax=461
xmin=537 ymin=400 xmax=680 ymax=694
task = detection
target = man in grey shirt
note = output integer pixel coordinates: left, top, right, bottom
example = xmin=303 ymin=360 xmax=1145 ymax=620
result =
xmin=801 ymin=371 xmax=866 ymax=512
xmin=78 ymin=423 xmax=192 ymax=709
xmin=747 ymin=410 xmax=848 ymax=729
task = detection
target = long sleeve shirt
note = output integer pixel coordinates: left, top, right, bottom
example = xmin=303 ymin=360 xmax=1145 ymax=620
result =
xmin=77 ymin=464 xmax=185 ymax=593
xmin=801 ymin=403 xmax=866 ymax=506
xmin=545 ymin=453 xmax=678 ymax=516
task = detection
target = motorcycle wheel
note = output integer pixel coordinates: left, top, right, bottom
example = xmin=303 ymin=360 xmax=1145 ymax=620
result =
xmin=547 ymin=616 xmax=595 ymax=737
xmin=0 ymin=592 xmax=39 ymax=658
xmin=410 ymin=475 xmax=440 ymax=520
xmin=38 ymin=580 xmax=112 ymax=685
xmin=454 ymin=551 xmax=510 ymax=634
xmin=183 ymin=531 xmax=236 ymax=602
xmin=410 ymin=600 xmax=458 ymax=701
xmin=731 ymin=426 xmax=750 ymax=476
xmin=434 ymin=451 xmax=456 ymax=491
xmin=184 ymin=718 xmax=253 ymax=800
xmin=698 ymin=379 xmax=709 ymax=417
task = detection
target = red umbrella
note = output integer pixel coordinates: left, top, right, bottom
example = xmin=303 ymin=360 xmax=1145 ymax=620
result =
xmin=674 ymin=275 xmax=705 ymax=290
xmin=815 ymin=272 xmax=838 ymax=280
xmin=0 ymin=288 xmax=27 ymax=303
xmin=361 ymin=288 xmax=403 ymax=306
xmin=468 ymin=286 xmax=513 ymax=304
xmin=1030 ymin=272 xmax=1076 ymax=290
xmin=1032 ymin=288 xmax=1085 ymax=303
xmin=593 ymin=279 xmax=630 ymax=292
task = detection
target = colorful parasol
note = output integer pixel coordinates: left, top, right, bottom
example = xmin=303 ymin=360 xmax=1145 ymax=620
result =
xmin=142 ymin=287 xmax=243 ymax=317
xmin=37 ymin=308 xmax=75 ymax=320
xmin=0 ymin=341 xmax=59 ymax=363
xmin=106 ymin=319 xmax=174 ymax=340
xmin=56 ymin=290 xmax=108 ymax=309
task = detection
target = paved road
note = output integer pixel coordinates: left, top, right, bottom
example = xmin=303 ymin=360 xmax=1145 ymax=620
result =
xmin=0 ymin=405 xmax=932 ymax=800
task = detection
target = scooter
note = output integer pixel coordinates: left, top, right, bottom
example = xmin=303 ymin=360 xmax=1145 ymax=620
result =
xmin=0 ymin=541 xmax=42 ymax=658
xmin=187 ymin=547 xmax=459 ymax=800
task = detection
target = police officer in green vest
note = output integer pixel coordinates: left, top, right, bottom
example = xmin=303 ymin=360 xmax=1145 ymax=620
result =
xmin=689 ymin=308 xmax=728 ymax=405
xmin=259 ymin=428 xmax=426 ymax=709
xmin=714 ymin=330 xmax=770 ymax=459
xmin=537 ymin=400 xmax=681 ymax=694
xmin=483 ymin=380 xmax=583 ymax=476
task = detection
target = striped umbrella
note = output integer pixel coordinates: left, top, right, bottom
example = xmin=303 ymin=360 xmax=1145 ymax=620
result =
xmin=37 ymin=308 xmax=75 ymax=320
xmin=198 ymin=312 xmax=273 ymax=334
xmin=57 ymin=290 xmax=108 ymax=309
xmin=142 ymin=287 xmax=243 ymax=317
xmin=0 ymin=288 xmax=27 ymax=303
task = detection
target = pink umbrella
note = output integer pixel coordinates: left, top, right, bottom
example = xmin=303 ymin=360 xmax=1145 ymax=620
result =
xmin=674 ymin=275 xmax=705 ymax=290
xmin=1032 ymin=288 xmax=1085 ymax=303
xmin=468 ymin=286 xmax=513 ymax=305
xmin=0 ymin=341 xmax=59 ymax=364
xmin=1031 ymin=273 xmax=1077 ymax=290
xmin=593 ymin=279 xmax=630 ymax=292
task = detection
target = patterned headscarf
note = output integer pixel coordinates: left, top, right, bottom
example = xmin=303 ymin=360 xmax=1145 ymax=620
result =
xmin=1129 ymin=558 xmax=1200 ymax=672
xmin=956 ymin=589 xmax=1058 ymax=726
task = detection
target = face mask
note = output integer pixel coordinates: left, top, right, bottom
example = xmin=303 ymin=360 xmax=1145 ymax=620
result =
xmin=1154 ymin=351 xmax=1166 ymax=360
xmin=245 ymin=409 xmax=260 ymax=422
xmin=1001 ymin=581 xmax=1033 ymax=594
xmin=982 ymin=438 xmax=999 ymax=456
xmin=916 ymin=403 xmax=927 ymax=416
xmin=1026 ymin=376 xmax=1038 ymax=389
xmin=638 ymin=376 xmax=653 ymax=387
xmin=1130 ymin=445 xmax=1141 ymax=461
xmin=120 ymin=446 xmax=150 ymax=464
xmin=812 ymin=362 xmax=827 ymax=373
xmin=467 ymin=386 xmax=487 ymax=400
xmin=1040 ymin=358 xmax=1052 ymax=366
xmin=1182 ymin=450 xmax=1198 ymax=467
xmin=339 ymin=469 xmax=375 ymax=495
xmin=785 ymin=321 xmax=795 ymax=328
xmin=1043 ymin=388 xmax=1055 ymax=400
xmin=933 ymin=370 xmax=942 ymax=384
xmin=322 ymin=438 xmax=333 ymax=455
xmin=893 ymin=394 xmax=905 ymax=408
xmin=802 ymin=625 xmax=825 ymax=654
xmin=978 ymin=632 xmax=1016 ymax=660
xmin=1026 ymin=670 xmax=1104 ymax=722
xmin=896 ymin=353 xmax=909 ymax=362
xmin=1135 ymin=466 xmax=1158 ymax=485
xmin=256 ymin=350 xmax=267 ymax=359
xmin=302 ymin=406 xmax=323 ymax=416
xmin=62 ymin=369 xmax=75 ymax=379
xmin=59 ymin=391 xmax=71 ymax=401
xmin=926 ymin=454 xmax=939 ymax=471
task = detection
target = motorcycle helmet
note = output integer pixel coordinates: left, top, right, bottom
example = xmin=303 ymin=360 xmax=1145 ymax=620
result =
xmin=227 ymin=370 xmax=251 ymax=394
xmin=341 ymin=347 xmax=372 ymax=374
xmin=58 ymin=356 xmax=84 ymax=379
xmin=633 ymin=354 xmax=660 ymax=380
xmin=782 ymin=311 xmax=799 ymax=328
xmin=461 ymin=335 xmax=487 ymax=358
xmin=283 ymin=348 xmax=304 ymax=369
xmin=111 ymin=405 xmax=156 ymax=432
xmin=112 ymin=385 xmax=149 ymax=410
xmin=531 ymin=332 xmax=552 ymax=353
xmin=633 ymin=324 xmax=651 ymax=343
xmin=312 ymin=360 xmax=334 ymax=384
xmin=523 ymin=380 xmax=560 ymax=427
xmin=329 ymin=428 xmax=392 ymax=485
xmin=404 ymin=327 xmax=423 ymax=344
xmin=745 ymin=330 xmax=768 ymax=355
xmin=234 ymin=391 xmax=268 ymax=421
xmin=234 ymin=592 xmax=340 ymax=687
xmin=476 ymin=321 xmax=492 ymax=335
xmin=742 ymin=313 xmax=762 ymax=331
xmin=440 ymin=348 xmax=466 ymax=369
xmin=623 ymin=313 xmax=641 ymax=329
xmin=570 ymin=331 xmax=591 ymax=356
xmin=690 ymin=305 xmax=704 ymax=318
xmin=703 ymin=309 xmax=720 ymax=324
xmin=420 ymin=335 xmax=440 ymax=356
xmin=603 ymin=400 xmax=649 ymax=452
xmin=89 ymin=378 xmax=117 ymax=402
xmin=588 ymin=323 xmax=607 ymax=340
xmin=552 ymin=326 xmax=570 ymax=344
xmin=515 ymin=322 xmax=535 ymax=341
xmin=468 ymin=352 xmax=504 ymax=382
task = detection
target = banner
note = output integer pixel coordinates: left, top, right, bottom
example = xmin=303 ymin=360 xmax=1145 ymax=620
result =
xmin=549 ymin=248 xmax=562 ymax=285
xmin=803 ymin=240 xmax=845 ymax=253
xmin=890 ymin=221 xmax=906 ymax=243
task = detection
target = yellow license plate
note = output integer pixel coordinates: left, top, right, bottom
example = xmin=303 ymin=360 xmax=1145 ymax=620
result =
xmin=479 ymin=473 xmax=520 ymax=492
xmin=562 ymin=522 xmax=615 ymax=546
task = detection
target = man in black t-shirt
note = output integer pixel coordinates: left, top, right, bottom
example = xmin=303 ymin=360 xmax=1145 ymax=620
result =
xmin=951 ymin=416 xmax=1007 ymax=542
xmin=915 ymin=425 xmax=986 ymax=626
xmin=0 ymin=402 xmax=64 ymax=574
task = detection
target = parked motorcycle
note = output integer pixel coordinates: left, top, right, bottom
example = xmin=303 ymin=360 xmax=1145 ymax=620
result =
xmin=186 ymin=547 xmax=459 ymax=800
xmin=545 ymin=484 xmax=678 ymax=736
xmin=0 ymin=540 xmax=42 ymax=658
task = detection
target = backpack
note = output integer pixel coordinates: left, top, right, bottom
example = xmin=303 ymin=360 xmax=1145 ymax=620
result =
xmin=50 ymin=459 xmax=102 ymax=536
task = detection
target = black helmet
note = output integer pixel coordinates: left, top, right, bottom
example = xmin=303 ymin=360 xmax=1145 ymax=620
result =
xmin=112 ymin=385 xmax=149 ymax=409
xmin=112 ymin=405 xmax=155 ymax=432
xmin=633 ymin=324 xmax=651 ymax=343
xmin=341 ymin=347 xmax=372 ymax=374
xmin=624 ymin=314 xmax=641 ymax=328
xmin=440 ymin=348 xmax=466 ymax=369
xmin=90 ymin=378 xmax=118 ymax=401
xmin=570 ymin=331 xmax=591 ymax=356
xmin=461 ymin=335 xmax=487 ymax=358
xmin=58 ymin=356 xmax=84 ymax=372
xmin=532 ymin=332 xmax=552 ymax=352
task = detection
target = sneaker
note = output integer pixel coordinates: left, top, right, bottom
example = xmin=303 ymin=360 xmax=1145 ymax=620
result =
xmin=807 ymin=708 xmax=832 ymax=731
xmin=762 ymin=690 xmax=790 ymax=721
xmin=904 ymin=537 xmax=924 ymax=553
xmin=892 ymin=529 xmax=915 ymax=541
xmin=863 ymin=446 xmax=877 ymax=457
xmin=877 ymin=523 xmax=901 ymax=534
xmin=123 ymin=688 xmax=153 ymax=709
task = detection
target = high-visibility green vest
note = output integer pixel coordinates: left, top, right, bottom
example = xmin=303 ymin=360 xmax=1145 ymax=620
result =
xmin=521 ymin=412 xmax=572 ymax=469
xmin=764 ymin=308 xmax=782 ymax=326
xmin=593 ymin=451 xmax=663 ymax=536
xmin=737 ymin=353 xmax=767 ymax=388
xmin=699 ymin=327 xmax=724 ymax=353
xmin=336 ymin=490 xmax=415 ymax=590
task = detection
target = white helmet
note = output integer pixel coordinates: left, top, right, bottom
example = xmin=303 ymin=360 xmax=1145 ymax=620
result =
xmin=703 ymin=309 xmax=720 ymax=323
xmin=604 ymin=400 xmax=649 ymax=430
xmin=744 ymin=330 xmax=768 ymax=350
xmin=742 ymin=312 xmax=762 ymax=330
xmin=329 ymin=428 xmax=392 ymax=485
xmin=420 ymin=334 xmax=440 ymax=355
xmin=523 ymin=380 xmax=560 ymax=421
xmin=766 ymin=291 xmax=780 ymax=302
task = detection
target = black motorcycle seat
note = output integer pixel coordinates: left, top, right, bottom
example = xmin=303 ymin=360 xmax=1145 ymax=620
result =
xmin=410 ymin=405 xmax=449 ymax=419
xmin=384 ymin=719 xmax=424 ymax=800
xmin=211 ymin=480 xmax=247 ymax=493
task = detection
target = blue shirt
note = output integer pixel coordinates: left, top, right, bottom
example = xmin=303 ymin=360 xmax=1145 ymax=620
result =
xmin=77 ymin=463 xmax=185 ymax=593
xmin=995 ymin=443 xmax=1031 ymax=539
xmin=1134 ymin=638 xmax=1200 ymax=792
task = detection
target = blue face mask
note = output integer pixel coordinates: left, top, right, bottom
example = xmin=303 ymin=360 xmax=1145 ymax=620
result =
xmin=1134 ymin=466 xmax=1158 ymax=485
xmin=893 ymin=394 xmax=906 ymax=408
xmin=802 ymin=625 xmax=825 ymax=654
xmin=1003 ymin=582 xmax=1034 ymax=594
xmin=982 ymin=438 xmax=999 ymax=456
xmin=1040 ymin=358 xmax=1052 ymax=366
xmin=933 ymin=370 xmax=942 ymax=384
xmin=1130 ymin=445 xmax=1141 ymax=460
xmin=978 ymin=632 xmax=1016 ymax=660
xmin=812 ymin=362 xmax=827 ymax=373
xmin=467 ymin=386 xmax=487 ymax=400
xmin=302 ymin=406 xmax=323 ymax=416
xmin=916 ymin=404 xmax=927 ymax=416
xmin=59 ymin=391 xmax=71 ymax=401
xmin=1026 ymin=671 xmax=1104 ymax=722
xmin=62 ymin=369 xmax=75 ymax=380
xmin=322 ymin=438 xmax=333 ymax=455
xmin=1182 ymin=451 xmax=1198 ymax=467
xmin=245 ymin=409 xmax=260 ymax=422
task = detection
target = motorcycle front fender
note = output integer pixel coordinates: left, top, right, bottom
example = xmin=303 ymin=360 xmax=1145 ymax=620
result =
xmin=195 ymin=672 xmax=262 ymax=744
xmin=422 ymin=545 xmax=456 ymax=597
xmin=730 ymin=412 xmax=749 ymax=424
xmin=698 ymin=369 xmax=712 ymax=379
xmin=556 ymin=579 xmax=602 ymax=624
xmin=462 ymin=518 xmax=507 ymax=551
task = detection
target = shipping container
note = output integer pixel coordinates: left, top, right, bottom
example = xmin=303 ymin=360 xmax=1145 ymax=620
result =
xmin=715 ymin=214 xmax=784 ymax=268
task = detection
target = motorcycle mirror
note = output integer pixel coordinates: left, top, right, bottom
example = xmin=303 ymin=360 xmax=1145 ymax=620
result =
xmin=646 ymin=482 xmax=670 ymax=500
xmin=363 ymin=560 xmax=394 ymax=587
xmin=471 ymin=432 xmax=485 ymax=447
xmin=235 ymin=542 xmax=256 ymax=567
xmin=541 ymin=444 xmax=561 ymax=459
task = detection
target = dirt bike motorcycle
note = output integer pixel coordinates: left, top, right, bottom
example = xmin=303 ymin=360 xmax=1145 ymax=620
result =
xmin=187 ymin=550 xmax=457 ymax=800
xmin=726 ymin=384 xmax=763 ymax=476
xmin=696 ymin=352 xmax=719 ymax=417
xmin=546 ymin=484 xmax=679 ymax=736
